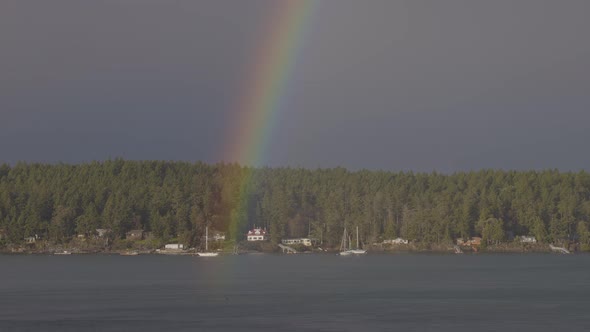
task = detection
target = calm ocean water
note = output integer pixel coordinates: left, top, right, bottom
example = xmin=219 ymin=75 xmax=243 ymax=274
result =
xmin=1 ymin=253 xmax=589 ymax=331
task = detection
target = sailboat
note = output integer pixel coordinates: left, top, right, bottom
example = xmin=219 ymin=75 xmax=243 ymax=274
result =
xmin=339 ymin=229 xmax=352 ymax=256
xmin=339 ymin=226 xmax=367 ymax=255
xmin=197 ymin=226 xmax=219 ymax=257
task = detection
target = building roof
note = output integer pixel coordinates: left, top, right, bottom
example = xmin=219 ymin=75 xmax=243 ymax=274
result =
xmin=247 ymin=228 xmax=268 ymax=236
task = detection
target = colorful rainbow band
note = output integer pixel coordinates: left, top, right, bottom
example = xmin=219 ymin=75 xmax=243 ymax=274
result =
xmin=223 ymin=1 xmax=317 ymax=240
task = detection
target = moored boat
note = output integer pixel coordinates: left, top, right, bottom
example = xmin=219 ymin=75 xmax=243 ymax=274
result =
xmin=197 ymin=226 xmax=219 ymax=257
xmin=339 ymin=226 xmax=367 ymax=255
xmin=197 ymin=252 xmax=219 ymax=257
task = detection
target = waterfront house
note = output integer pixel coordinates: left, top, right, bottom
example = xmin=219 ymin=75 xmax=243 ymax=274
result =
xmin=96 ymin=228 xmax=111 ymax=238
xmin=164 ymin=243 xmax=185 ymax=250
xmin=520 ymin=235 xmax=537 ymax=243
xmin=470 ymin=237 xmax=482 ymax=246
xmin=212 ymin=231 xmax=226 ymax=241
xmin=247 ymin=228 xmax=269 ymax=241
xmin=281 ymin=238 xmax=318 ymax=247
xmin=457 ymin=237 xmax=482 ymax=246
xmin=24 ymin=236 xmax=36 ymax=244
xmin=203 ymin=230 xmax=226 ymax=242
xmin=126 ymin=229 xmax=144 ymax=240
xmin=383 ymin=238 xmax=409 ymax=245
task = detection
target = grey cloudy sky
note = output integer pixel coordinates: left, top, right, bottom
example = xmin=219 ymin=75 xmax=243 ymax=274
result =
xmin=1 ymin=0 xmax=589 ymax=172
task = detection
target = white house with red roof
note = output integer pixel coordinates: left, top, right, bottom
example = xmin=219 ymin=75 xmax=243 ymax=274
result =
xmin=247 ymin=227 xmax=269 ymax=241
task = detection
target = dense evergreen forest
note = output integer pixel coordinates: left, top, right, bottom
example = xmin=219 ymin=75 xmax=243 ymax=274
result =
xmin=1 ymin=160 xmax=590 ymax=249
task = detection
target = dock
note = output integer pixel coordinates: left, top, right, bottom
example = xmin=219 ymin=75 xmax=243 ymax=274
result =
xmin=549 ymin=244 xmax=570 ymax=254
xmin=278 ymin=244 xmax=298 ymax=254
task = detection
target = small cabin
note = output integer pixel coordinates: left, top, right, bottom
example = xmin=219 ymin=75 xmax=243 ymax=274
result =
xmin=520 ymin=236 xmax=537 ymax=243
xmin=24 ymin=236 xmax=37 ymax=244
xmin=383 ymin=238 xmax=409 ymax=245
xmin=281 ymin=238 xmax=318 ymax=247
xmin=212 ymin=231 xmax=226 ymax=241
xmin=202 ymin=231 xmax=226 ymax=242
xmin=457 ymin=237 xmax=482 ymax=246
xmin=164 ymin=243 xmax=184 ymax=250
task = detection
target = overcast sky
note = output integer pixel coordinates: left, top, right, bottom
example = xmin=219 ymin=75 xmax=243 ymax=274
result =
xmin=1 ymin=0 xmax=589 ymax=172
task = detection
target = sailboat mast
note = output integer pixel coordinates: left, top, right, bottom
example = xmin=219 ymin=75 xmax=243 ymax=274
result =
xmin=205 ymin=226 xmax=208 ymax=251
xmin=356 ymin=226 xmax=359 ymax=249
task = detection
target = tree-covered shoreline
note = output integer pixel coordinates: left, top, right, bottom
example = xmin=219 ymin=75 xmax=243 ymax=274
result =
xmin=1 ymin=160 xmax=589 ymax=251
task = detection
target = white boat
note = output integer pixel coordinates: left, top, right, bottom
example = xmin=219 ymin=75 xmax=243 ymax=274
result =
xmin=339 ymin=226 xmax=367 ymax=255
xmin=54 ymin=250 xmax=72 ymax=255
xmin=197 ymin=252 xmax=219 ymax=257
xmin=347 ymin=249 xmax=367 ymax=254
xmin=197 ymin=226 xmax=219 ymax=257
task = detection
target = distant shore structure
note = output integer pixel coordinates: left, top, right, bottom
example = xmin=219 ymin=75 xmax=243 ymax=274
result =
xmin=165 ymin=244 xmax=184 ymax=250
xmin=549 ymin=244 xmax=570 ymax=254
xmin=247 ymin=227 xmax=269 ymax=241
xmin=281 ymin=238 xmax=318 ymax=247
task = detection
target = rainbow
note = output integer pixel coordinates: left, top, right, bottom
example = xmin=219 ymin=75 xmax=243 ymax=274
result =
xmin=223 ymin=1 xmax=317 ymax=240
xmin=225 ymin=0 xmax=316 ymax=166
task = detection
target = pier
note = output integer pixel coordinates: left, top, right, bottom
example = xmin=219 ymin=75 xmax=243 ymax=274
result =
xmin=549 ymin=244 xmax=571 ymax=254
xmin=278 ymin=244 xmax=298 ymax=254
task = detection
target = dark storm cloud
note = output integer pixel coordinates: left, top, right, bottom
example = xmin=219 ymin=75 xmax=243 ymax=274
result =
xmin=1 ymin=0 xmax=589 ymax=172
xmin=0 ymin=0 xmax=267 ymax=164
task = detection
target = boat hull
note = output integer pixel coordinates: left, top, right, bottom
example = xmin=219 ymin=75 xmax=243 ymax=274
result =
xmin=339 ymin=249 xmax=366 ymax=256
xmin=197 ymin=252 xmax=219 ymax=257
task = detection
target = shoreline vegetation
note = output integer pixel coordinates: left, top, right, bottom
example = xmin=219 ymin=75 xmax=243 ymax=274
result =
xmin=0 ymin=242 xmax=569 ymax=255
xmin=1 ymin=160 xmax=589 ymax=255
